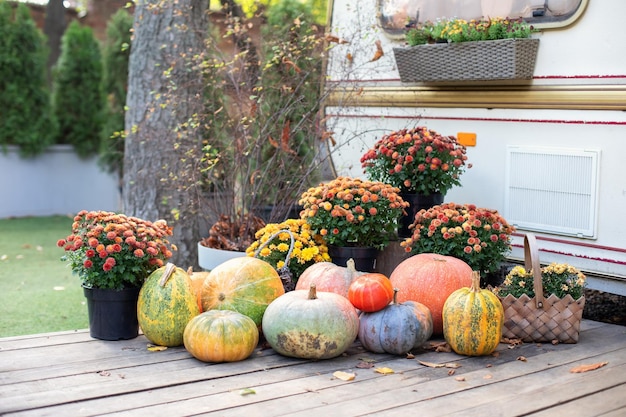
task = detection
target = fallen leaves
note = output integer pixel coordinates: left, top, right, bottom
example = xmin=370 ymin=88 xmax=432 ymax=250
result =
xmin=418 ymin=361 xmax=461 ymax=369
xmin=239 ymin=388 xmax=256 ymax=395
xmin=356 ymin=361 xmax=375 ymax=369
xmin=502 ymin=337 xmax=523 ymax=348
xmin=374 ymin=367 xmax=395 ymax=375
xmin=425 ymin=341 xmax=452 ymax=353
xmin=333 ymin=371 xmax=356 ymax=381
xmin=147 ymin=344 xmax=167 ymax=352
xmin=570 ymin=362 xmax=608 ymax=373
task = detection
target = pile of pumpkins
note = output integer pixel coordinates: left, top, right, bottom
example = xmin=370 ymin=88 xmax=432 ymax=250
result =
xmin=137 ymin=253 xmax=504 ymax=363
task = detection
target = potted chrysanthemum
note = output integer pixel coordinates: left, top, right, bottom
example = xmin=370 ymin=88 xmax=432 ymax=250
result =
xmin=245 ymin=218 xmax=330 ymax=291
xmin=299 ymin=176 xmax=408 ymax=271
xmin=58 ymin=210 xmax=175 ymax=340
xmin=361 ymin=126 xmax=470 ymax=237
xmin=400 ymin=202 xmax=515 ymax=280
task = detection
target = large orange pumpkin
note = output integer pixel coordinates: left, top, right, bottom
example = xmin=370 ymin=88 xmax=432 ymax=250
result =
xmin=201 ymin=257 xmax=284 ymax=327
xmin=295 ymin=258 xmax=364 ymax=298
xmin=389 ymin=253 xmax=472 ymax=334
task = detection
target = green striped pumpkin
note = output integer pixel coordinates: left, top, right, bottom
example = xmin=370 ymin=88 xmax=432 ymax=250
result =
xmin=138 ymin=263 xmax=200 ymax=347
xmin=442 ymin=271 xmax=503 ymax=356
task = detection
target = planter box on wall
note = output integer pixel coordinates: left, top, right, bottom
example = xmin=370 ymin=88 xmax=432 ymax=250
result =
xmin=393 ymin=38 xmax=539 ymax=83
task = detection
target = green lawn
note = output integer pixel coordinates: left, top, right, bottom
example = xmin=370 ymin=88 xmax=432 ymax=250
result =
xmin=0 ymin=215 xmax=89 ymax=337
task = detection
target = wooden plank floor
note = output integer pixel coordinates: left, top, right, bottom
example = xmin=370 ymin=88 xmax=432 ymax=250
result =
xmin=1 ymin=320 xmax=624 ymax=416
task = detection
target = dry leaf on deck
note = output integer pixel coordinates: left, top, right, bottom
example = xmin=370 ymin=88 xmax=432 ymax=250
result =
xmin=147 ymin=344 xmax=168 ymax=352
xmin=502 ymin=337 xmax=523 ymax=345
xmin=356 ymin=361 xmax=374 ymax=369
xmin=517 ymin=356 xmax=527 ymax=362
xmin=418 ymin=360 xmax=461 ymax=369
xmin=570 ymin=362 xmax=608 ymax=373
xmin=333 ymin=371 xmax=356 ymax=381
xmin=240 ymin=388 xmax=256 ymax=395
xmin=455 ymin=376 xmax=466 ymax=381
xmin=374 ymin=367 xmax=395 ymax=375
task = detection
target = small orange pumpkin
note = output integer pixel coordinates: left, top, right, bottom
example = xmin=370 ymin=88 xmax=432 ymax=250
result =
xmin=348 ymin=273 xmax=394 ymax=312
xmin=184 ymin=310 xmax=259 ymax=362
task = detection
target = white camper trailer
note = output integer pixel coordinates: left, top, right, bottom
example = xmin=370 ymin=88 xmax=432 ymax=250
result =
xmin=323 ymin=0 xmax=626 ymax=294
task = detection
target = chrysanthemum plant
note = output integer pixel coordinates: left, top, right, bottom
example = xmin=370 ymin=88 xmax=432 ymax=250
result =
xmin=405 ymin=17 xmax=537 ymax=46
xmin=494 ymin=263 xmax=586 ymax=300
xmin=245 ymin=218 xmax=330 ymax=284
xmin=361 ymin=126 xmax=470 ymax=195
xmin=299 ymin=176 xmax=409 ymax=250
xmin=401 ymin=202 xmax=515 ymax=278
xmin=58 ymin=210 xmax=176 ymax=290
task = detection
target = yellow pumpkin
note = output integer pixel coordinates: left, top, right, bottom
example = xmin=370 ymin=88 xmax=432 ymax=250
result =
xmin=442 ymin=271 xmax=504 ymax=356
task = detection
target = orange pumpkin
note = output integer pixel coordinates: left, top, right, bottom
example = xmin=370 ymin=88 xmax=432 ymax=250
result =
xmin=389 ymin=253 xmax=472 ymax=334
xmin=348 ymin=273 xmax=394 ymax=312
xmin=295 ymin=258 xmax=364 ymax=298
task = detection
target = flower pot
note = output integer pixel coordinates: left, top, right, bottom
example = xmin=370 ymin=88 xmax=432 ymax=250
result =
xmin=83 ymin=286 xmax=140 ymax=341
xmin=328 ymin=245 xmax=378 ymax=272
xmin=393 ymin=38 xmax=539 ymax=83
xmin=197 ymin=242 xmax=246 ymax=271
xmin=399 ymin=192 xmax=444 ymax=238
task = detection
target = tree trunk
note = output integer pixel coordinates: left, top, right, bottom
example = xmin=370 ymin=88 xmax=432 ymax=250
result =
xmin=44 ymin=0 xmax=66 ymax=87
xmin=123 ymin=0 xmax=208 ymax=270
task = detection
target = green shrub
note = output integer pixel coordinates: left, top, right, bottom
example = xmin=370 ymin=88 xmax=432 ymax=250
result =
xmin=0 ymin=1 xmax=57 ymax=157
xmin=52 ymin=20 xmax=105 ymax=158
xmin=99 ymin=9 xmax=133 ymax=177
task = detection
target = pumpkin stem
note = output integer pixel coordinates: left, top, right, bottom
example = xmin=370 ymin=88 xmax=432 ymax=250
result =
xmin=392 ymin=288 xmax=399 ymax=305
xmin=159 ymin=262 xmax=177 ymax=287
xmin=470 ymin=271 xmax=481 ymax=292
xmin=346 ymin=258 xmax=356 ymax=273
xmin=308 ymin=283 xmax=318 ymax=300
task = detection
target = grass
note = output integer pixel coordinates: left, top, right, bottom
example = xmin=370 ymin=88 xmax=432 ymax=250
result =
xmin=0 ymin=215 xmax=89 ymax=337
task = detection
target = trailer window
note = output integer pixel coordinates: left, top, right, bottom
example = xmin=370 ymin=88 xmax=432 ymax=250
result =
xmin=379 ymin=0 xmax=586 ymax=35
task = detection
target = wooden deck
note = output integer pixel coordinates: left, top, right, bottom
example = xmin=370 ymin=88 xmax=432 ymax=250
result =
xmin=1 ymin=320 xmax=625 ymax=416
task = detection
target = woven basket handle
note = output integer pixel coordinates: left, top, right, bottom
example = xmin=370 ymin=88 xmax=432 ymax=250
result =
xmin=254 ymin=229 xmax=295 ymax=267
xmin=524 ymin=233 xmax=545 ymax=308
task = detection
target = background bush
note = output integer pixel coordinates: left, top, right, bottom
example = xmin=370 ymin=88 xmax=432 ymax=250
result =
xmin=52 ymin=20 xmax=105 ymax=158
xmin=99 ymin=8 xmax=133 ymax=178
xmin=0 ymin=0 xmax=57 ymax=157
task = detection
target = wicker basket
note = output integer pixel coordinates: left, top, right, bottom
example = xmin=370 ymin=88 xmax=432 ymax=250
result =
xmin=393 ymin=38 xmax=539 ymax=83
xmin=499 ymin=233 xmax=585 ymax=344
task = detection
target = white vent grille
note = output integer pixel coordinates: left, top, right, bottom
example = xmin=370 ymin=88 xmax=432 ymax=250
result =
xmin=505 ymin=147 xmax=600 ymax=238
